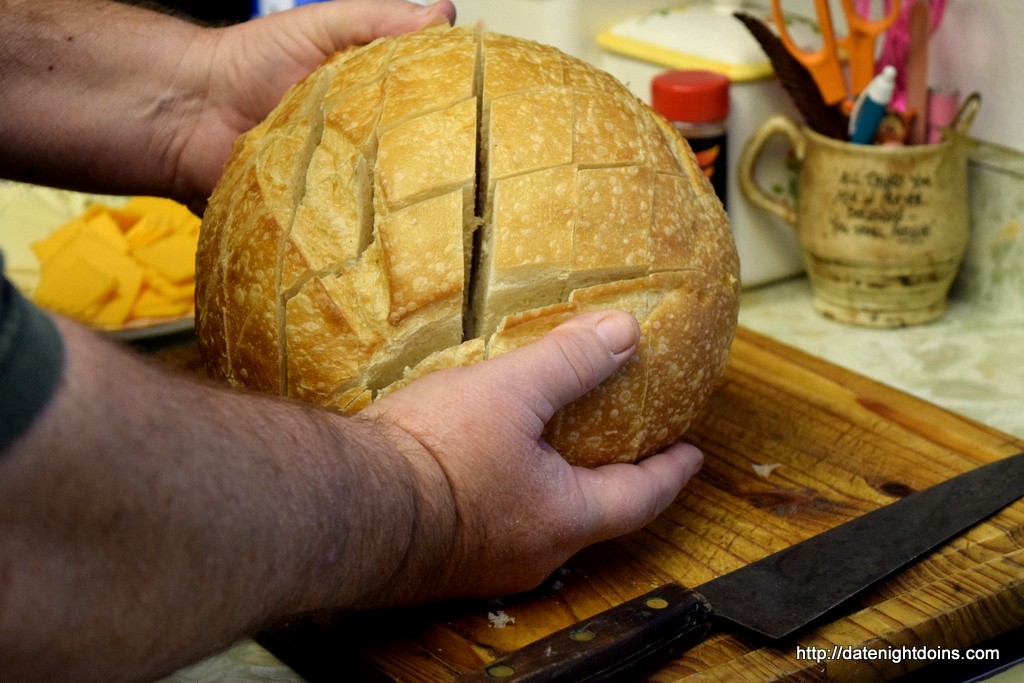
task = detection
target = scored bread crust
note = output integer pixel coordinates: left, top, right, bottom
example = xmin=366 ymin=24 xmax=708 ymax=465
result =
xmin=196 ymin=26 xmax=740 ymax=467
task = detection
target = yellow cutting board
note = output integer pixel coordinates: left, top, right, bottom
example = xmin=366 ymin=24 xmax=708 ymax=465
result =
xmin=259 ymin=327 xmax=1024 ymax=680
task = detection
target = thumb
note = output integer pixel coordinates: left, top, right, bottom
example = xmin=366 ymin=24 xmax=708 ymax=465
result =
xmin=485 ymin=310 xmax=641 ymax=426
xmin=348 ymin=0 xmax=457 ymax=39
xmin=290 ymin=0 xmax=457 ymax=51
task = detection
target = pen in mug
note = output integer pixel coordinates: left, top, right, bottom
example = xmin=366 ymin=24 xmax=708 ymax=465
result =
xmin=849 ymin=66 xmax=897 ymax=144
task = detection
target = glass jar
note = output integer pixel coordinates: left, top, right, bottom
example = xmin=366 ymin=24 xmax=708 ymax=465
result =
xmin=651 ymin=70 xmax=730 ymax=209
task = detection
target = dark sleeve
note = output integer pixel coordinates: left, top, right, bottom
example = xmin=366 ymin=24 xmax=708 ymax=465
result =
xmin=0 ymin=253 xmax=65 ymax=454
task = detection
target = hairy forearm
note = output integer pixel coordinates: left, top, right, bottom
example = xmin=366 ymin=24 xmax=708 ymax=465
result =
xmin=0 ymin=0 xmax=205 ymax=197
xmin=0 ymin=318 xmax=447 ymax=680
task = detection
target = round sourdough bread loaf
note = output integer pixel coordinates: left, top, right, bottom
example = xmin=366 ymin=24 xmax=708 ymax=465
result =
xmin=195 ymin=26 xmax=740 ymax=467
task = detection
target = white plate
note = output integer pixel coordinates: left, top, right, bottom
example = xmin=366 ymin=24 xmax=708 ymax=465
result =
xmin=108 ymin=315 xmax=195 ymax=342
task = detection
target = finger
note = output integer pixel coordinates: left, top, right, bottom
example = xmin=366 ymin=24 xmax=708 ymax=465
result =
xmin=481 ymin=310 xmax=642 ymax=426
xmin=290 ymin=0 xmax=456 ymax=52
xmin=352 ymin=0 xmax=457 ymax=38
xmin=577 ymin=442 xmax=704 ymax=543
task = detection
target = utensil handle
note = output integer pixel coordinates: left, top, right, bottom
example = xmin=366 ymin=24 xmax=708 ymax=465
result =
xmin=738 ymin=114 xmax=805 ymax=229
xmin=458 ymin=583 xmax=712 ymax=682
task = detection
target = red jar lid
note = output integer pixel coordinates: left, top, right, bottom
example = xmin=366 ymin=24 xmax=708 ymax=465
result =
xmin=651 ymin=70 xmax=730 ymax=123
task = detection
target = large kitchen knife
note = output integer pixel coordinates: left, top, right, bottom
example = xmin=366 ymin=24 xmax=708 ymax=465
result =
xmin=461 ymin=451 xmax=1024 ymax=682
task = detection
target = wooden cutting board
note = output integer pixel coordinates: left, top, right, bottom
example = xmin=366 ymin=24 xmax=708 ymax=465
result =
xmin=156 ymin=326 xmax=1024 ymax=681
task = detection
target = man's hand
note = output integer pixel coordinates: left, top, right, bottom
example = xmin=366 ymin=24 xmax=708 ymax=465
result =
xmin=356 ymin=311 xmax=704 ymax=607
xmin=171 ymin=0 xmax=457 ymax=209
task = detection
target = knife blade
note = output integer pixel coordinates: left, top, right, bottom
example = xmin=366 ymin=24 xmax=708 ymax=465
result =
xmin=460 ymin=451 xmax=1024 ymax=682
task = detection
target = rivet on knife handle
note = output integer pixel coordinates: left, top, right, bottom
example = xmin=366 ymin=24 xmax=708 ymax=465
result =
xmin=459 ymin=583 xmax=712 ymax=682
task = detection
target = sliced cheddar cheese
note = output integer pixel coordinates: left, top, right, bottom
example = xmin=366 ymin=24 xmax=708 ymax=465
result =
xmin=33 ymin=253 xmax=118 ymax=317
xmin=29 ymin=196 xmax=201 ymax=328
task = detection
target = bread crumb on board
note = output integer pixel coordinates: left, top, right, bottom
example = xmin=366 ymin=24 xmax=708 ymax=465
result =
xmin=752 ymin=463 xmax=782 ymax=478
xmin=487 ymin=611 xmax=516 ymax=629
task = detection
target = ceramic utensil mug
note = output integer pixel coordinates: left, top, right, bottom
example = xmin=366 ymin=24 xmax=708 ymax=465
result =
xmin=739 ymin=107 xmax=977 ymax=327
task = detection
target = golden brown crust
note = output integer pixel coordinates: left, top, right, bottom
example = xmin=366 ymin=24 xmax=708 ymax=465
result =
xmin=375 ymin=98 xmax=477 ymax=214
xmin=473 ymin=165 xmax=575 ymax=337
xmin=378 ymin=190 xmax=464 ymax=325
xmin=379 ymin=28 xmax=477 ymax=130
xmin=486 ymin=89 xmax=574 ymax=183
xmin=196 ymin=26 xmax=740 ymax=467
xmin=570 ymin=166 xmax=654 ymax=291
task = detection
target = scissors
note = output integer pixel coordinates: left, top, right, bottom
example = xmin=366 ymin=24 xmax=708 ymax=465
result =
xmin=771 ymin=0 xmax=902 ymax=106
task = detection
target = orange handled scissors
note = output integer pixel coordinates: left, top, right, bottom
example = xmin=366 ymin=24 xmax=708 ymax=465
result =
xmin=771 ymin=0 xmax=902 ymax=106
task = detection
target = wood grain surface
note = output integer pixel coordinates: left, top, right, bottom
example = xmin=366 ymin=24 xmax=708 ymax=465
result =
xmin=142 ymin=326 xmax=1024 ymax=681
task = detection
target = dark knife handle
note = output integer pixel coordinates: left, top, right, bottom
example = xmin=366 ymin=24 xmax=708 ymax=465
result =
xmin=458 ymin=583 xmax=712 ymax=682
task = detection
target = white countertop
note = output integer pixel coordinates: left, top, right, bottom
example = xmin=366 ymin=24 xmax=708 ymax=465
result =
xmin=739 ymin=275 xmax=1024 ymax=440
